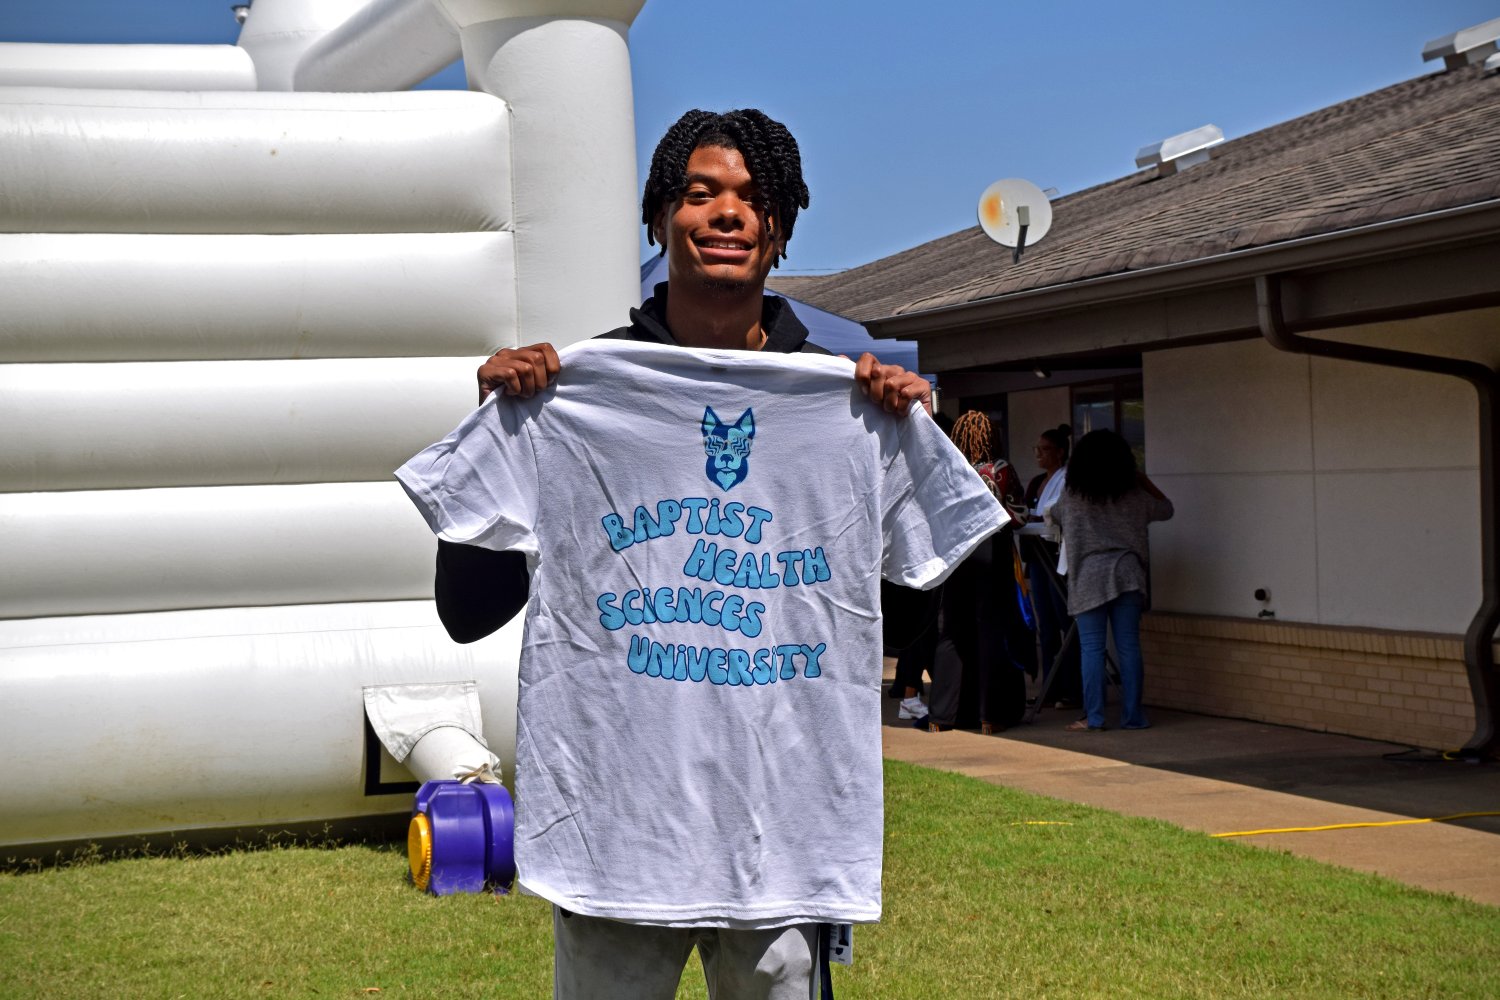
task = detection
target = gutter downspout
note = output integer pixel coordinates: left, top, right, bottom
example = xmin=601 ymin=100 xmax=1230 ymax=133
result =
xmin=1256 ymin=274 xmax=1500 ymax=759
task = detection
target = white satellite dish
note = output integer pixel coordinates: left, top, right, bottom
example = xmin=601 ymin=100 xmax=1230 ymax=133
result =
xmin=977 ymin=177 xmax=1053 ymax=262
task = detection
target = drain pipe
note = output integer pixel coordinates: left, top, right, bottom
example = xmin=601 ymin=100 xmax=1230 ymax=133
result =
xmin=1256 ymin=274 xmax=1500 ymax=759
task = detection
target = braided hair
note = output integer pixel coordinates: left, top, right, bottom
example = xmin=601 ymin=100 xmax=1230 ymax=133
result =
xmin=642 ymin=109 xmax=811 ymax=259
xmin=951 ymin=411 xmax=995 ymax=465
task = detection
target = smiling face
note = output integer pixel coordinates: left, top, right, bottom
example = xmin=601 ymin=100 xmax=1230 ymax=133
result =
xmin=657 ymin=144 xmax=783 ymax=294
xmin=1035 ymin=436 xmax=1064 ymax=472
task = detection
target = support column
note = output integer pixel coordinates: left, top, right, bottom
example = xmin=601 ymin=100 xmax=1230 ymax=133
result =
xmin=433 ymin=0 xmax=646 ymax=348
xmin=236 ymin=0 xmax=373 ymax=91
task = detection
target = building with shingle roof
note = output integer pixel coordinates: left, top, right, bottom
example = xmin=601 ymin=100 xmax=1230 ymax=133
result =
xmin=780 ymin=55 xmax=1500 ymax=756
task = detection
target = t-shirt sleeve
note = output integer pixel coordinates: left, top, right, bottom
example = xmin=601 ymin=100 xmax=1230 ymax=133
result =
xmin=879 ymin=406 xmax=1008 ymax=590
xmin=394 ymin=395 xmax=541 ymax=557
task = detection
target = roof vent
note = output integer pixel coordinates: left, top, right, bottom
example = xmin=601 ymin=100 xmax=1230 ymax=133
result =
xmin=1134 ymin=124 xmax=1224 ymax=177
xmin=1422 ymin=17 xmax=1500 ymax=70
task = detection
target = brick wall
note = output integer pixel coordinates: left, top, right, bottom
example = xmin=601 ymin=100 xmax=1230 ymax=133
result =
xmin=1141 ymin=613 xmax=1482 ymax=750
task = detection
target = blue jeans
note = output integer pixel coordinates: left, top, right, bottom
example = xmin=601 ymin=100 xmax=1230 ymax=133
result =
xmin=1075 ymin=590 xmax=1148 ymax=729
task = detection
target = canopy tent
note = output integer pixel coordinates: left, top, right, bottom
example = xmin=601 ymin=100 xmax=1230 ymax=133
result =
xmin=639 ymin=256 xmax=922 ymax=372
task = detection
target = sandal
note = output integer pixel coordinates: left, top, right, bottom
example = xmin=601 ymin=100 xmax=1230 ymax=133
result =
xmin=1065 ymin=719 xmax=1104 ymax=732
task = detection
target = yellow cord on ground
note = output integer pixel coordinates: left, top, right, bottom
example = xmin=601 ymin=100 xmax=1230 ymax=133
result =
xmin=1212 ymin=811 xmax=1500 ymax=838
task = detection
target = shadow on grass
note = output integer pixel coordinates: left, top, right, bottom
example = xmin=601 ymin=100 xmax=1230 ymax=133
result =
xmin=885 ymin=685 xmax=1500 ymax=835
xmin=3 ymin=812 xmax=408 ymax=874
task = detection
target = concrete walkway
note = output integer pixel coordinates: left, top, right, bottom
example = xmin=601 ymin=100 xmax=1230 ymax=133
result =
xmin=881 ymin=692 xmax=1500 ymax=906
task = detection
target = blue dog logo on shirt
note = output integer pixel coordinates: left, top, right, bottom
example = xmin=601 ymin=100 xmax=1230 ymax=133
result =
xmin=701 ymin=407 xmax=755 ymax=491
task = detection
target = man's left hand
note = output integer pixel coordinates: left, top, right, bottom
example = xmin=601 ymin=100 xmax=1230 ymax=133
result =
xmin=854 ymin=353 xmax=932 ymax=417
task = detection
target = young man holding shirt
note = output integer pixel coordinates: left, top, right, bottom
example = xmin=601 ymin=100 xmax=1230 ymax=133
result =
xmin=401 ymin=109 xmax=1001 ymax=1000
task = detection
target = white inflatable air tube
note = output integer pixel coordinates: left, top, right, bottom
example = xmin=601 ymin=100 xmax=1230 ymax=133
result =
xmin=0 ymin=88 xmax=511 ymax=234
xmin=235 ymin=0 xmax=373 ymax=91
xmin=0 ymin=357 xmax=481 ymax=492
xmin=0 ymin=604 xmax=523 ymax=848
xmin=0 ymin=43 xmax=257 ymax=91
xmin=444 ymin=5 xmax=641 ymax=346
xmin=294 ymin=0 xmax=461 ymax=92
xmin=0 ymin=482 xmax=437 ymax=619
xmin=0 ymin=233 xmax=516 ymax=363
xmin=407 ymin=727 xmax=502 ymax=783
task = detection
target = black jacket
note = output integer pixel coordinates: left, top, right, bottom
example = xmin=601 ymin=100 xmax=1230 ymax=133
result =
xmin=434 ymin=289 xmax=827 ymax=642
xmin=598 ymin=283 xmax=831 ymax=355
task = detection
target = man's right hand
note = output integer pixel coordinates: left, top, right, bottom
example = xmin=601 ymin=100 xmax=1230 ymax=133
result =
xmin=477 ymin=343 xmax=561 ymax=404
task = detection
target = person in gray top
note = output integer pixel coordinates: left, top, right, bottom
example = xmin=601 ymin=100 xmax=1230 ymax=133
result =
xmin=1047 ymin=430 xmax=1174 ymax=731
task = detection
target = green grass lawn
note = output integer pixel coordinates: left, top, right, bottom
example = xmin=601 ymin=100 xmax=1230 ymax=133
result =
xmin=3 ymin=759 xmax=1497 ymax=999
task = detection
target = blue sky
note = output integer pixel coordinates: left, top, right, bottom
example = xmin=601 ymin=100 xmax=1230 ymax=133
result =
xmin=3 ymin=1 xmax=1495 ymax=272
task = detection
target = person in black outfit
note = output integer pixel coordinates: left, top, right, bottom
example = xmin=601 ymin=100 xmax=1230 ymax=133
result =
xmin=426 ymin=108 xmax=936 ymax=1000
xmin=884 ymin=412 xmax=954 ymax=723
xmin=923 ymin=412 xmax=1029 ymax=734
xmin=1023 ymin=424 xmax=1082 ymax=708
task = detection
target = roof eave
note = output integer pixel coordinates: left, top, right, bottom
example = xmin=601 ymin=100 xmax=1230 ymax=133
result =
xmin=866 ymin=199 xmax=1500 ymax=371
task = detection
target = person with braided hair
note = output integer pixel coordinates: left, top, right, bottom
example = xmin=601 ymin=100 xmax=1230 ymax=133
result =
xmin=921 ymin=411 xmax=1030 ymax=733
xmin=950 ymin=410 xmax=1026 ymax=520
xmin=420 ymin=110 xmax=965 ymax=1000
xmin=640 ymin=108 xmax=810 ymax=274
xmin=438 ymin=109 xmax=932 ymax=640
xmin=478 ymin=108 xmax=891 ymax=375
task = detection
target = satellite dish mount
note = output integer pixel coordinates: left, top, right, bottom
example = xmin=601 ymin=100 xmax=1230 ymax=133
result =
xmin=977 ymin=178 xmax=1053 ymax=264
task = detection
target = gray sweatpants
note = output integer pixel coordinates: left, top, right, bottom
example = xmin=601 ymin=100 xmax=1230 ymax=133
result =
xmin=552 ymin=907 xmax=821 ymax=1000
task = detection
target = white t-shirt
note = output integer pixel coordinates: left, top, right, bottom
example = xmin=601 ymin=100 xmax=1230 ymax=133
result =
xmin=1035 ymin=468 xmax=1069 ymax=569
xmin=396 ymin=340 xmax=1004 ymax=928
xmin=1033 ymin=466 xmax=1068 ymax=520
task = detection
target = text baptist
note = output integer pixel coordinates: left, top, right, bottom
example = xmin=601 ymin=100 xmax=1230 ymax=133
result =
xmin=601 ymin=498 xmax=773 ymax=552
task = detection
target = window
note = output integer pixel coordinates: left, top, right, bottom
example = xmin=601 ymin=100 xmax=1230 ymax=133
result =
xmin=1071 ymin=375 xmax=1145 ymax=470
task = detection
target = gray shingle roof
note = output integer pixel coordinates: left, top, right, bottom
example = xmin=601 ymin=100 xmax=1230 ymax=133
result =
xmin=787 ymin=64 xmax=1500 ymax=325
xmin=761 ymin=274 xmax=837 ymax=299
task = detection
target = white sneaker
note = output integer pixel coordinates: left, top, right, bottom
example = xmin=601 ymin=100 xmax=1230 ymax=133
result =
xmin=898 ymin=696 xmax=927 ymax=720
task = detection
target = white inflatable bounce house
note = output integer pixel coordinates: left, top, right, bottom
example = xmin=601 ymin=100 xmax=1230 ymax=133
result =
xmin=0 ymin=0 xmax=645 ymax=856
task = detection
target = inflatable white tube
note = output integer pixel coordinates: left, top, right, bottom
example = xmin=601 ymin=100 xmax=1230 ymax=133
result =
xmin=438 ymin=0 xmax=643 ymax=346
xmin=363 ymin=680 xmax=490 ymax=761
xmin=0 ymin=233 xmax=515 ymax=363
xmin=294 ymin=0 xmax=462 ymax=92
xmin=0 ymin=604 xmax=523 ymax=848
xmin=0 ymin=88 xmax=511 ymax=235
xmin=0 ymin=357 xmax=481 ymax=492
xmin=0 ymin=43 xmax=257 ymax=91
xmin=235 ymin=0 xmax=372 ymax=91
xmin=0 ymin=1 xmax=646 ymax=855
xmin=0 ymin=482 xmax=436 ymax=619
xmin=407 ymin=727 xmax=502 ymax=782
